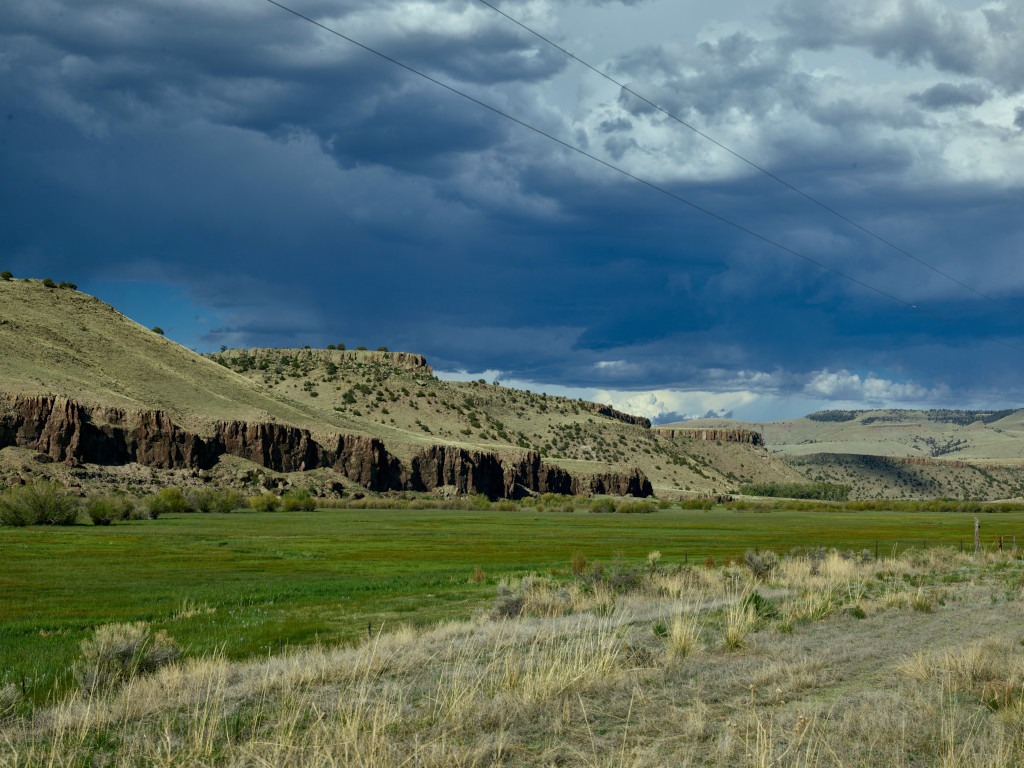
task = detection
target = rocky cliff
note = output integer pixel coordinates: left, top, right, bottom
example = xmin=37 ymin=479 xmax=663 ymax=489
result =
xmin=652 ymin=427 xmax=764 ymax=446
xmin=581 ymin=402 xmax=652 ymax=429
xmin=0 ymin=395 xmax=651 ymax=498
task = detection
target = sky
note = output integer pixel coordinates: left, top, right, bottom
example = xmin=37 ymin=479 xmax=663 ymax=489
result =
xmin=2 ymin=0 xmax=1023 ymax=423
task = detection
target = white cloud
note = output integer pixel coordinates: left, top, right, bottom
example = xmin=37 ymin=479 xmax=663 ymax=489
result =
xmin=803 ymin=369 xmax=949 ymax=403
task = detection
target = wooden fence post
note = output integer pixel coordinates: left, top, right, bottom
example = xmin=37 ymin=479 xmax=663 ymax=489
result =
xmin=974 ymin=518 xmax=981 ymax=554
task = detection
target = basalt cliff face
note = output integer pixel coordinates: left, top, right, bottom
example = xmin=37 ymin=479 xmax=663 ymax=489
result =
xmin=652 ymin=427 xmax=764 ymax=446
xmin=0 ymin=396 xmax=651 ymax=498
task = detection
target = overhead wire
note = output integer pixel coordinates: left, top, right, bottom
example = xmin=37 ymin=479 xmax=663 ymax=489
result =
xmin=474 ymin=0 xmax=1024 ymax=324
xmin=263 ymin=0 xmax=1024 ymax=356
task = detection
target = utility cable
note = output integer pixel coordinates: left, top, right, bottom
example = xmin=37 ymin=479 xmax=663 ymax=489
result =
xmin=474 ymin=0 xmax=1024 ymax=323
xmin=263 ymin=0 xmax=1024 ymax=355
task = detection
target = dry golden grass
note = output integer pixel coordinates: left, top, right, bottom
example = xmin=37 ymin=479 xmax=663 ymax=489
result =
xmin=4 ymin=547 xmax=1024 ymax=767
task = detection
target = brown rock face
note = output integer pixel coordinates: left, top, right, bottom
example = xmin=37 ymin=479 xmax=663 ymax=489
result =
xmin=653 ymin=427 xmax=764 ymax=446
xmin=0 ymin=395 xmax=653 ymax=498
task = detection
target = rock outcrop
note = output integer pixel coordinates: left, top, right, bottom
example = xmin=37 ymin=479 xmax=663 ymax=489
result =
xmin=653 ymin=427 xmax=764 ymax=446
xmin=0 ymin=395 xmax=652 ymax=498
xmin=582 ymin=402 xmax=652 ymax=429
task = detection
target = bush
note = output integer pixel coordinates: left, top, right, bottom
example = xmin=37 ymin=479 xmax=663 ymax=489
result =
xmin=616 ymin=500 xmax=654 ymax=514
xmin=0 ymin=482 xmax=80 ymax=526
xmin=214 ymin=490 xmax=247 ymax=513
xmin=186 ymin=488 xmax=218 ymax=514
xmin=58 ymin=281 xmax=77 ymax=290
xmin=250 ymin=492 xmax=280 ymax=512
xmin=0 ymin=271 xmax=11 ymax=281
xmin=85 ymin=494 xmax=134 ymax=526
xmin=42 ymin=277 xmax=56 ymax=288
xmin=490 ymin=585 xmax=524 ymax=620
xmin=743 ymin=549 xmax=779 ymax=581
xmin=185 ymin=488 xmax=246 ymax=514
xmin=74 ymin=622 xmax=179 ymax=694
xmin=589 ymin=498 xmax=616 ymax=514
xmin=144 ymin=487 xmax=189 ymax=518
xmin=281 ymin=489 xmax=316 ymax=511
xmin=151 ymin=326 xmax=164 ymax=335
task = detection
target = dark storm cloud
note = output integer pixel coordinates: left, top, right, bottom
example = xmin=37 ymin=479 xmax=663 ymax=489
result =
xmin=3 ymin=0 xmax=1024 ymax=419
xmin=909 ymin=82 xmax=990 ymax=110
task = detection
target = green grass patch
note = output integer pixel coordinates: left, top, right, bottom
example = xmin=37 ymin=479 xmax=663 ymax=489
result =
xmin=4 ymin=506 xmax=1024 ymax=700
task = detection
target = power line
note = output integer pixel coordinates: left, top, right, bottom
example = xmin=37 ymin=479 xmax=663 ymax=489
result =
xmin=263 ymin=0 xmax=1024 ymax=356
xmin=474 ymin=0 xmax=1024 ymax=324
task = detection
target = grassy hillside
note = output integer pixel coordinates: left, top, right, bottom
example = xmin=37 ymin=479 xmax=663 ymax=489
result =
xmin=0 ymin=279 xmax=329 ymax=433
xmin=209 ymin=347 xmax=804 ymax=494
xmin=0 ymin=279 xmax=801 ymax=496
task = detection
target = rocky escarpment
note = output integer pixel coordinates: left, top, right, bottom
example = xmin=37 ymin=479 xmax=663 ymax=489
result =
xmin=653 ymin=427 xmax=764 ymax=446
xmin=230 ymin=348 xmax=433 ymax=374
xmin=581 ymin=402 xmax=652 ymax=429
xmin=0 ymin=396 xmax=651 ymax=498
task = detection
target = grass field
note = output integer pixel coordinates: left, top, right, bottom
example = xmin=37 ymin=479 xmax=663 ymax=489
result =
xmin=4 ymin=505 xmax=1024 ymax=702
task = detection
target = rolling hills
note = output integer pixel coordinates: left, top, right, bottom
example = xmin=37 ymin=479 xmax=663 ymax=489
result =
xmin=0 ymin=278 xmax=802 ymax=498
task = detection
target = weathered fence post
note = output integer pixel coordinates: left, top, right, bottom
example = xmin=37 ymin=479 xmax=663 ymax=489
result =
xmin=974 ymin=518 xmax=981 ymax=555
xmin=999 ymin=536 xmax=1003 ymax=553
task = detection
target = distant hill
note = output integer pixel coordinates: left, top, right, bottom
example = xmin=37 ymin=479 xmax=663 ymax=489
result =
xmin=670 ymin=409 xmax=1024 ymax=462
xmin=0 ymin=279 xmax=802 ymax=498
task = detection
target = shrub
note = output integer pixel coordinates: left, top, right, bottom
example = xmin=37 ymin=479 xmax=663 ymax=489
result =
xmin=144 ymin=487 xmax=189 ymax=518
xmin=74 ymin=622 xmax=179 ymax=694
xmin=214 ymin=490 xmax=247 ymax=514
xmin=151 ymin=326 xmax=164 ymax=335
xmin=0 ymin=271 xmax=11 ymax=281
xmin=281 ymin=489 xmax=316 ymax=511
xmin=471 ymin=566 xmax=486 ymax=583
xmin=58 ymin=281 xmax=77 ymax=290
xmin=85 ymin=494 xmax=134 ymax=526
xmin=616 ymin=500 xmax=654 ymax=514
xmin=377 ymin=346 xmax=389 ymax=352
xmin=589 ymin=498 xmax=616 ymax=514
xmin=0 ymin=482 xmax=79 ymax=526
xmin=186 ymin=488 xmax=218 ymax=514
xmin=250 ymin=492 xmax=280 ymax=512
xmin=490 ymin=585 xmax=524 ymax=620
xmin=571 ymin=550 xmax=587 ymax=575
xmin=743 ymin=549 xmax=780 ymax=581
xmin=42 ymin=277 xmax=56 ymax=288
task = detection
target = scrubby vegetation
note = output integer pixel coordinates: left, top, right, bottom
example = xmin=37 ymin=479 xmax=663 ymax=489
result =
xmin=740 ymin=480 xmax=852 ymax=501
xmin=0 ymin=481 xmax=80 ymax=526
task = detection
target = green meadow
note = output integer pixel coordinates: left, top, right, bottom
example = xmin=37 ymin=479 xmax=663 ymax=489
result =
xmin=4 ymin=505 xmax=1024 ymax=700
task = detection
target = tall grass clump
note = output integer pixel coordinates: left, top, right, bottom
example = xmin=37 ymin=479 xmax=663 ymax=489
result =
xmin=74 ymin=622 xmax=179 ymax=694
xmin=669 ymin=612 xmax=704 ymax=658
xmin=723 ymin=601 xmax=757 ymax=650
xmin=0 ymin=481 xmax=80 ymax=526
xmin=0 ymin=683 xmax=20 ymax=720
